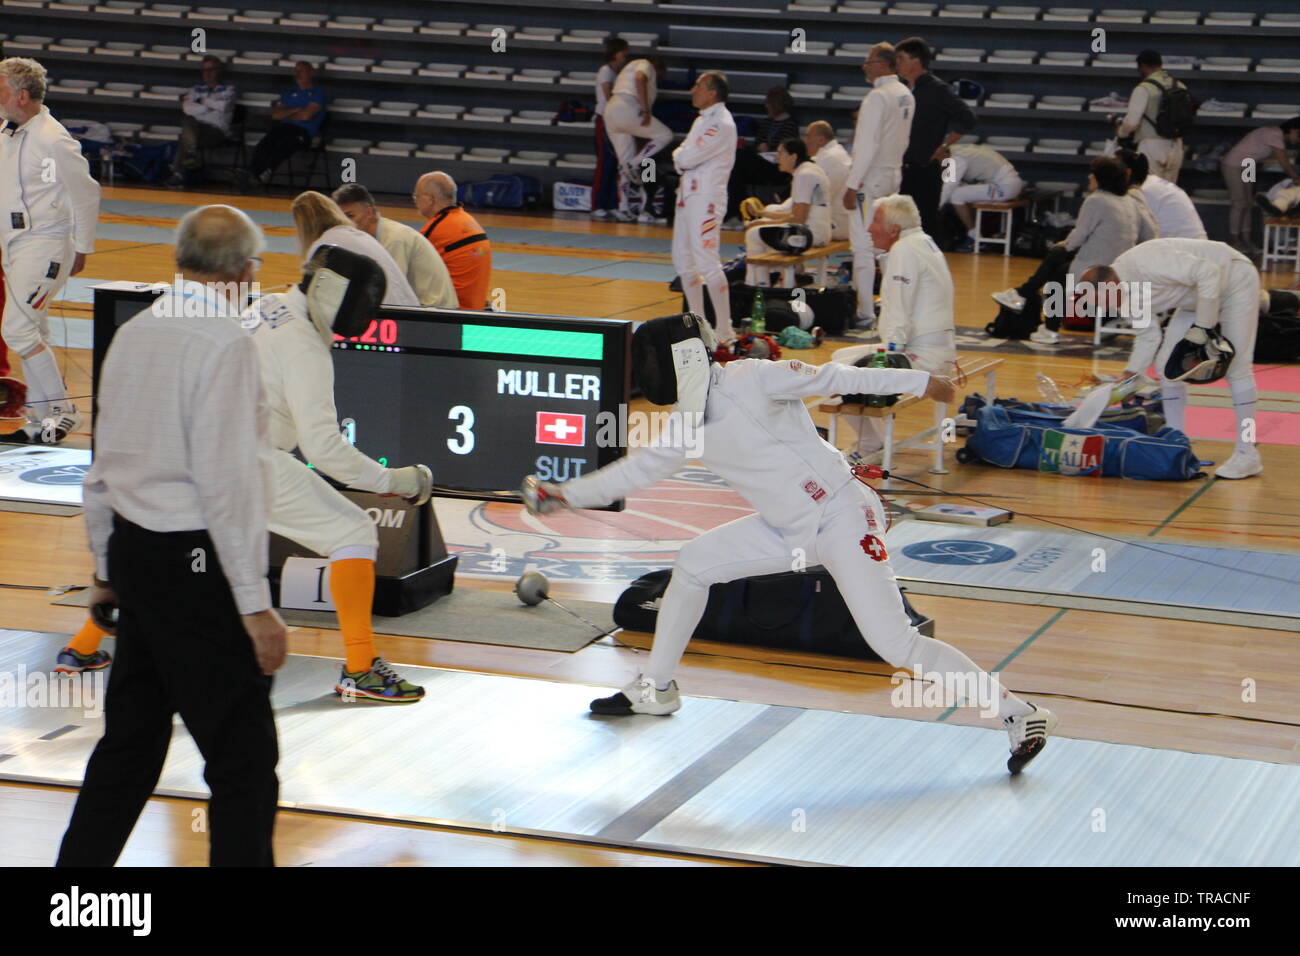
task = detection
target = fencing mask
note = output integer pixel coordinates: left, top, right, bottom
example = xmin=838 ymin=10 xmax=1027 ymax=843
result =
xmin=299 ymin=244 xmax=387 ymax=344
xmin=758 ymin=224 xmax=813 ymax=254
xmin=631 ymin=312 xmax=717 ymax=413
xmin=1164 ymin=327 xmax=1235 ymax=383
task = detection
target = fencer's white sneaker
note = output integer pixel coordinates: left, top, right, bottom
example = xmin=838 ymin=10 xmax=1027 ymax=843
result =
xmin=992 ymin=288 xmax=1027 ymax=312
xmin=13 ymin=407 xmax=82 ymax=445
xmin=590 ymin=209 xmax=610 ymax=219
xmin=608 ymin=210 xmax=636 ymax=223
xmin=1004 ymin=703 xmax=1058 ymax=774
xmin=590 ymin=676 xmax=681 ymax=716
xmin=852 ymin=314 xmax=877 ymax=331
xmin=1029 ymin=327 xmax=1060 ymax=345
xmin=636 ymin=211 xmax=657 ymax=224
xmin=1214 ymin=446 xmax=1263 ymax=479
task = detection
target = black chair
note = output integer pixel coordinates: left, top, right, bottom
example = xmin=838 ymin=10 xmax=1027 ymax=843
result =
xmin=195 ymin=104 xmax=248 ymax=182
xmin=272 ymin=113 xmax=331 ymax=192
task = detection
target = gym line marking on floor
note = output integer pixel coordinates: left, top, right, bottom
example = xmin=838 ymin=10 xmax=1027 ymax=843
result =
xmin=936 ymin=607 xmax=1069 ymax=723
xmin=1148 ymin=476 xmax=1219 ymax=538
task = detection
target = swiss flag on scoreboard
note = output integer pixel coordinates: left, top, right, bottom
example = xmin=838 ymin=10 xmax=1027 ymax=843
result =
xmin=536 ymin=411 xmax=586 ymax=446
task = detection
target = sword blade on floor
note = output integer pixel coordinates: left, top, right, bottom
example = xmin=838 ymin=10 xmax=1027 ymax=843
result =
xmin=514 ymin=570 xmax=624 ymax=642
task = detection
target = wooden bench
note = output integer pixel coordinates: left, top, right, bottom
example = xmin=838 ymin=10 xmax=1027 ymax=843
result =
xmin=746 ymin=239 xmax=852 ymax=287
xmin=972 ymin=200 xmax=1030 ymax=256
xmin=1262 ymin=216 xmax=1300 ymax=272
xmin=813 ymin=357 xmax=1004 ymax=474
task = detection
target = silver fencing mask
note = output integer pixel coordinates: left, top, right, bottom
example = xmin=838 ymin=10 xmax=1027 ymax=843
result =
xmin=1164 ymin=328 xmax=1235 ymax=384
xmin=631 ymin=312 xmax=717 ymax=413
xmin=299 ymin=244 xmax=387 ymax=344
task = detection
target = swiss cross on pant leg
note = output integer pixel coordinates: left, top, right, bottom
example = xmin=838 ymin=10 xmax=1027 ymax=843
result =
xmin=859 ymin=534 xmax=888 ymax=562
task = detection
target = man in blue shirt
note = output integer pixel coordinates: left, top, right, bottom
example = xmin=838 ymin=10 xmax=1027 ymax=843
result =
xmin=241 ymin=61 xmax=326 ymax=189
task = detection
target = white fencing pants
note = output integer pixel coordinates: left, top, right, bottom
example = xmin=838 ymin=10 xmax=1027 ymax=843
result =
xmin=1156 ymin=261 xmax=1260 ymax=452
xmin=847 ymin=168 xmax=901 ymax=319
xmin=268 ymin=450 xmax=378 ymax=560
xmin=603 ymin=96 xmax=673 ymax=214
xmin=830 ymin=343 xmax=955 ymax=456
xmin=645 ymin=483 xmax=1030 ymax=720
xmin=672 ymin=190 xmax=734 ymax=340
xmin=2 ymin=235 xmax=74 ymax=418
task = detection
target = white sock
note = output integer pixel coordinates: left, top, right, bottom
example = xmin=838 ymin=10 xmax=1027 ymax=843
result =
xmin=909 ymin=635 xmax=1034 ymax=721
xmin=19 ymin=347 xmax=68 ymax=419
xmin=1228 ymin=379 xmax=1258 ymax=454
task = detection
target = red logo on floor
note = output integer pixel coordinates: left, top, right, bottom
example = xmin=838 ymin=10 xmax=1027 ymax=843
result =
xmin=860 ymin=534 xmax=888 ymax=561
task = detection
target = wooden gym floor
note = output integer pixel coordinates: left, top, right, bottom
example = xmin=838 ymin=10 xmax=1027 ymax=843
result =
xmin=1 ymin=186 xmax=1296 ymax=866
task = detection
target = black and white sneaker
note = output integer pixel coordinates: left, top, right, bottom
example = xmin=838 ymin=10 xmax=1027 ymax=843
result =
xmin=5 ymin=407 xmax=82 ymax=445
xmin=590 ymin=676 xmax=681 ymax=716
xmin=1004 ymin=703 xmax=1058 ymax=774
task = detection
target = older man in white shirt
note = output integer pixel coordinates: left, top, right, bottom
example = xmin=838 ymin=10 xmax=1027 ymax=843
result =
xmin=0 ymin=57 xmax=101 ymax=444
xmin=672 ymin=70 xmax=738 ymax=342
xmin=842 ymin=43 xmax=915 ymax=327
xmin=805 ymin=120 xmax=852 ymax=240
xmin=1080 ymin=238 xmax=1261 ymax=479
xmin=332 ymin=183 xmax=458 ymax=308
xmin=58 ymin=205 xmax=285 ymax=868
xmin=833 ymin=194 xmax=956 ymax=456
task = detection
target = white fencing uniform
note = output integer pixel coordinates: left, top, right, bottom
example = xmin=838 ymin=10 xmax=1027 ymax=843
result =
xmin=558 ymin=357 xmax=1027 ymax=719
xmin=307 ymin=225 xmax=420 ymax=306
xmin=241 ymin=288 xmax=395 ymax=560
xmin=672 ymin=101 xmax=737 ymax=339
xmin=1139 ymin=175 xmax=1206 ymax=239
xmin=744 ymin=160 xmax=831 ymax=284
xmin=845 ymin=75 xmax=914 ymax=319
xmin=0 ymin=105 xmax=100 ymax=419
xmin=603 ymin=59 xmax=673 ymax=214
xmin=831 ymin=227 xmax=957 ymax=453
xmin=375 ymin=216 xmax=457 ymax=308
xmin=813 ymin=138 xmax=853 ymax=240
xmin=941 ymin=143 xmax=1023 ymax=207
xmin=1115 ymin=239 xmax=1259 ymax=449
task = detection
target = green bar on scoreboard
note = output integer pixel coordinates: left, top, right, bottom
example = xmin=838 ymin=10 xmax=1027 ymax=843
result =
xmin=461 ymin=325 xmax=604 ymax=359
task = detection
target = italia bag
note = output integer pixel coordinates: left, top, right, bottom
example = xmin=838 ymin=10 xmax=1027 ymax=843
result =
xmin=959 ymin=392 xmax=1165 ymax=435
xmin=612 ymin=567 xmax=934 ymax=662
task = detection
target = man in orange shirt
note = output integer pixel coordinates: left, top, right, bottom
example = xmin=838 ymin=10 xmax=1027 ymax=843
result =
xmin=413 ymin=171 xmax=493 ymax=310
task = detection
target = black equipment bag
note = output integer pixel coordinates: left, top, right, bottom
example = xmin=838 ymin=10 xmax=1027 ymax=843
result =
xmin=613 ymin=567 xmax=934 ymax=662
xmin=1255 ymin=290 xmax=1300 ymax=362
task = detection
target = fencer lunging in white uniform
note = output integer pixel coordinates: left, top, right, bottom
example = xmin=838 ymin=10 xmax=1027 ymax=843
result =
xmin=0 ymin=57 xmax=101 ymax=443
xmin=671 ymin=71 xmax=738 ymax=343
xmin=524 ymin=313 xmax=1058 ymax=774
xmin=240 ymin=245 xmax=434 ymax=701
xmin=832 ymin=194 xmax=957 ymax=457
xmin=843 ymin=43 xmax=914 ymax=326
xmin=603 ymin=57 xmax=672 ymax=222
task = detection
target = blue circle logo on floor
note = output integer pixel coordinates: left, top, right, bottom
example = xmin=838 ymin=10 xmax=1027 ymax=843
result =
xmin=902 ymin=540 xmax=1017 ymax=565
xmin=18 ymin=464 xmax=88 ymax=486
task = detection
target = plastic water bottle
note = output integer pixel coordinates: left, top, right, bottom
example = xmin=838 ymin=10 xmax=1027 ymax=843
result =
xmin=1036 ymin=373 xmax=1065 ymax=404
xmin=750 ymin=288 xmax=767 ymax=335
xmin=866 ymin=347 xmax=891 ymax=407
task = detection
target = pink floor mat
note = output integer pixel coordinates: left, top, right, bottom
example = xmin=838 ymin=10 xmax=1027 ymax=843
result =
xmin=1183 ymin=406 xmax=1300 ymax=446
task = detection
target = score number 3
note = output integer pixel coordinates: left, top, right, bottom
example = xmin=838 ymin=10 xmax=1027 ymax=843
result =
xmin=448 ymin=405 xmax=475 ymax=455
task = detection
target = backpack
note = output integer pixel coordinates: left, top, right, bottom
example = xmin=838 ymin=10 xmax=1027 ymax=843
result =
xmin=1143 ymin=76 xmax=1196 ymax=139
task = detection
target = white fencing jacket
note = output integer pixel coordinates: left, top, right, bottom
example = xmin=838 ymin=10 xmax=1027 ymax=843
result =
xmin=846 ymin=75 xmax=914 ymax=192
xmin=673 ymin=101 xmax=737 ymax=199
xmin=0 ymin=106 xmax=101 ymax=253
xmin=878 ymin=227 xmax=957 ymax=359
xmin=560 ymin=358 xmax=930 ymax=546
xmin=814 ymin=139 xmax=853 ymax=238
xmin=240 ymin=288 xmax=394 ymax=493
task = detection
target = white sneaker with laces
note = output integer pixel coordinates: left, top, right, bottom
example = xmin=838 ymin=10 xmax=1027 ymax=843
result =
xmin=18 ymin=406 xmax=82 ymax=445
xmin=590 ymin=676 xmax=681 ymax=715
xmin=1004 ymin=703 xmax=1058 ymax=774
xmin=608 ymin=210 xmax=635 ymax=223
xmin=992 ymin=288 xmax=1026 ymax=312
xmin=1029 ymin=327 xmax=1060 ymax=345
xmin=1214 ymin=446 xmax=1263 ymax=479
xmin=636 ymin=211 xmax=657 ymax=223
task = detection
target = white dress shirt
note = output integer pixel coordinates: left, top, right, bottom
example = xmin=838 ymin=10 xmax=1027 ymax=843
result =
xmin=84 ymin=284 xmax=274 ymax=614
xmin=0 ymin=105 xmax=102 ymax=254
xmin=672 ymin=101 xmax=737 ymax=198
xmin=182 ymin=82 xmax=238 ymax=135
xmin=307 ymin=225 xmax=420 ymax=306
xmin=1139 ymin=175 xmax=1207 ymax=239
xmin=846 ymin=74 xmax=914 ymax=192
xmin=376 ymin=216 xmax=457 ymax=308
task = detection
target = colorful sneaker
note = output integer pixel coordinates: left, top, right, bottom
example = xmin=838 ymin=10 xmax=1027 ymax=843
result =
xmin=54 ymin=647 xmax=112 ymax=674
xmin=335 ymin=658 xmax=425 ymax=703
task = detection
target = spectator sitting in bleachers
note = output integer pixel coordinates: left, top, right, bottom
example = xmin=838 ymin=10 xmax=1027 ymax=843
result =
xmin=1115 ymin=148 xmax=1206 ymax=239
xmin=238 ymin=61 xmax=326 ymax=191
xmin=165 ymin=55 xmax=236 ymax=189
xmin=991 ymin=155 xmax=1154 ymax=345
xmin=725 ymin=86 xmax=797 ymax=225
xmin=290 ymin=191 xmax=419 ymax=306
xmin=1221 ymin=117 xmax=1300 ymax=253
xmin=413 ymin=171 xmax=493 ymax=310
xmin=332 ymin=184 xmax=458 ymax=309
xmin=805 ymin=121 xmax=852 ymax=241
xmin=743 ymin=138 xmax=832 ymax=287
xmin=940 ymin=142 xmax=1023 ymax=252
xmin=592 ymin=38 xmax=631 ymax=220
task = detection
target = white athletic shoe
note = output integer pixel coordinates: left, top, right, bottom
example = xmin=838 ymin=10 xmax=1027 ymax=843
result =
xmin=608 ymin=210 xmax=636 ymax=223
xmin=992 ymin=288 xmax=1027 ymax=312
xmin=590 ymin=209 xmax=610 ymax=219
xmin=636 ymin=211 xmax=658 ymax=224
xmin=590 ymin=676 xmax=681 ymax=716
xmin=1029 ymin=327 xmax=1060 ymax=345
xmin=1004 ymin=703 xmax=1058 ymax=774
xmin=1214 ymin=446 xmax=1263 ymax=479
xmin=11 ymin=407 xmax=82 ymax=445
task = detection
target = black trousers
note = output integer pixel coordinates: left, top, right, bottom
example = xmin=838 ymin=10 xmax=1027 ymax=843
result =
xmin=1016 ymin=245 xmax=1074 ymax=331
xmin=900 ymin=161 xmax=943 ymax=240
xmin=249 ymin=123 xmax=311 ymax=176
xmin=56 ymin=516 xmax=279 ymax=867
xmin=727 ymin=147 xmax=791 ymax=220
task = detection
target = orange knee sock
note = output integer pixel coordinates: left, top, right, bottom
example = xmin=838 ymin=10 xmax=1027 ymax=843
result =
xmin=330 ymin=558 xmax=378 ymax=673
xmin=68 ymin=618 xmax=107 ymax=655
